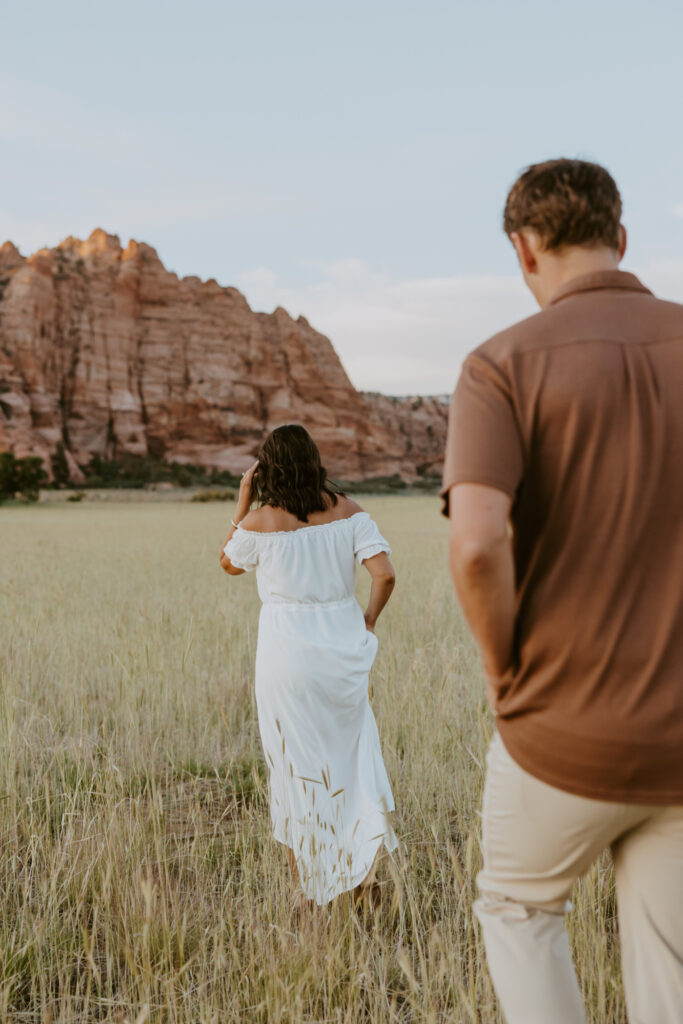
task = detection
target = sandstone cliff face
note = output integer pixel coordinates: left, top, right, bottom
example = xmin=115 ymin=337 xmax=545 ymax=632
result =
xmin=0 ymin=230 xmax=447 ymax=482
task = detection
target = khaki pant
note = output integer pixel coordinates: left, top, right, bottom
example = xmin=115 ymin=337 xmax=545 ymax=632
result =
xmin=475 ymin=732 xmax=683 ymax=1024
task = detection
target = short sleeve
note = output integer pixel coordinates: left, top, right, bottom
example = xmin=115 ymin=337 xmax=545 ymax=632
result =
xmin=224 ymin=528 xmax=259 ymax=572
xmin=440 ymin=353 xmax=524 ymax=517
xmin=353 ymin=513 xmax=391 ymax=565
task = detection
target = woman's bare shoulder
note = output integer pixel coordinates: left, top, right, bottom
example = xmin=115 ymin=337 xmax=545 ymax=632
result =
xmin=337 ymin=495 xmax=364 ymax=517
xmin=239 ymin=506 xmax=287 ymax=532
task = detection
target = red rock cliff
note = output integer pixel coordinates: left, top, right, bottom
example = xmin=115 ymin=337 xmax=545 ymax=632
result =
xmin=0 ymin=230 xmax=447 ymax=482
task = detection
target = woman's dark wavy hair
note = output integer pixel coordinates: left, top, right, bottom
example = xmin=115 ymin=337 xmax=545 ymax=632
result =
xmin=252 ymin=424 xmax=343 ymax=522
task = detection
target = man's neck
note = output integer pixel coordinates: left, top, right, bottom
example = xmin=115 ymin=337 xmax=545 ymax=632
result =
xmin=533 ymin=247 xmax=622 ymax=307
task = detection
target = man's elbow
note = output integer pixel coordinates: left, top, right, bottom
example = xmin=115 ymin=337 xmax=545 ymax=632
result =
xmin=450 ymin=534 xmax=505 ymax=579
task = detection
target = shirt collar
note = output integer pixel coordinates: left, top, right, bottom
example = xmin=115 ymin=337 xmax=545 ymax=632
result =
xmin=547 ymin=270 xmax=652 ymax=307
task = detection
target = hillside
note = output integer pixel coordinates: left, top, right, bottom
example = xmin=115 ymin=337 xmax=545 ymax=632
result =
xmin=0 ymin=230 xmax=447 ymax=483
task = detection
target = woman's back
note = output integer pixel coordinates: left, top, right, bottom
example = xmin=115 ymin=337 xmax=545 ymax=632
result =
xmin=227 ymin=509 xmax=390 ymax=606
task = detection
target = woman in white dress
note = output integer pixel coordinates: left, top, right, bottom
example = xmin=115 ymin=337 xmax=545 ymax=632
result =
xmin=219 ymin=424 xmax=397 ymax=907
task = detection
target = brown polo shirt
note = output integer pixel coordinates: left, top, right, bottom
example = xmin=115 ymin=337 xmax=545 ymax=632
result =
xmin=442 ymin=270 xmax=683 ymax=804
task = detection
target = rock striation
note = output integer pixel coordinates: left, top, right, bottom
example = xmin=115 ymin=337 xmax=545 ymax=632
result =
xmin=0 ymin=230 xmax=447 ymax=483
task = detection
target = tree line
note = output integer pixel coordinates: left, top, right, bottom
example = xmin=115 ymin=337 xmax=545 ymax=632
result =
xmin=0 ymin=446 xmax=241 ymax=503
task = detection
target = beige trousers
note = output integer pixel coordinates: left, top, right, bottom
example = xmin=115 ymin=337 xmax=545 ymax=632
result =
xmin=475 ymin=731 xmax=683 ymax=1024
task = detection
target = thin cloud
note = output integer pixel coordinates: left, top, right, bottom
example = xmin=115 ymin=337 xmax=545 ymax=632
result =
xmin=237 ymin=260 xmax=536 ymax=395
xmin=0 ymin=77 xmax=134 ymax=160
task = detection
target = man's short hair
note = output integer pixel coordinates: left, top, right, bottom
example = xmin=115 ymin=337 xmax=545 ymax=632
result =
xmin=503 ymin=158 xmax=623 ymax=251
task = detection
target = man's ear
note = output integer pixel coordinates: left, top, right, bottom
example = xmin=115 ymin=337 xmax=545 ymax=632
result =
xmin=618 ymin=224 xmax=628 ymax=261
xmin=510 ymin=230 xmax=538 ymax=276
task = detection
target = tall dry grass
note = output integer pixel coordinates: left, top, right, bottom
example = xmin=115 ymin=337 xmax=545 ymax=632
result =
xmin=0 ymin=497 xmax=624 ymax=1022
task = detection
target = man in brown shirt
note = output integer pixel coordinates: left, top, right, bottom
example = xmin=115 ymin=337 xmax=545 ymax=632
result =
xmin=442 ymin=159 xmax=683 ymax=1023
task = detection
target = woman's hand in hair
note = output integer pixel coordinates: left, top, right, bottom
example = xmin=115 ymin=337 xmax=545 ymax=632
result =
xmin=236 ymin=460 xmax=259 ymax=519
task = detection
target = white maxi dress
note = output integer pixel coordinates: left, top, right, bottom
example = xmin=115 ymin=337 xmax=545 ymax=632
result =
xmin=224 ymin=511 xmax=397 ymax=904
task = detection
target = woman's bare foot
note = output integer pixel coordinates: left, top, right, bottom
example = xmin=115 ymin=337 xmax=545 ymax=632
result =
xmin=352 ymin=849 xmax=384 ymax=909
xmin=286 ymin=846 xmax=300 ymax=882
xmin=353 ymin=879 xmax=382 ymax=909
xmin=286 ymin=848 xmax=314 ymax=915
xmin=291 ymin=887 xmax=313 ymax=910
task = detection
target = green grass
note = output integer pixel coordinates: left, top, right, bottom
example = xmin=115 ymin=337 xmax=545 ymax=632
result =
xmin=0 ymin=497 xmax=625 ymax=1022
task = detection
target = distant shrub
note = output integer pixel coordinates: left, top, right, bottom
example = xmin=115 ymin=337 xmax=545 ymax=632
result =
xmin=411 ymin=477 xmax=441 ymax=493
xmin=16 ymin=456 xmax=47 ymax=501
xmin=0 ymin=452 xmax=48 ymax=503
xmin=67 ymin=491 xmax=85 ymax=502
xmin=191 ymin=489 xmax=235 ymax=503
xmin=174 ymin=466 xmax=193 ymax=488
xmin=79 ymin=454 xmax=242 ymax=490
xmin=0 ymin=453 xmax=16 ymax=499
xmin=343 ymin=474 xmax=407 ymax=493
xmin=334 ymin=473 xmax=439 ymax=495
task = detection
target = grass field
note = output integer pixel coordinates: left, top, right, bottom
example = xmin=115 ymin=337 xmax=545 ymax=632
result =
xmin=0 ymin=497 xmax=625 ymax=1023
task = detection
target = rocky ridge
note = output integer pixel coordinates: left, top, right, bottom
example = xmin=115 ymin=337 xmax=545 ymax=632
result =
xmin=0 ymin=230 xmax=447 ymax=484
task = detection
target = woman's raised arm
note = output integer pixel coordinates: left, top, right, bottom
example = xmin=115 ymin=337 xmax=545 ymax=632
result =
xmin=219 ymin=460 xmax=258 ymax=575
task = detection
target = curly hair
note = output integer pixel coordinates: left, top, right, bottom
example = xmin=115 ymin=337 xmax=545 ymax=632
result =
xmin=503 ymin=158 xmax=622 ymax=251
xmin=252 ymin=424 xmax=343 ymax=522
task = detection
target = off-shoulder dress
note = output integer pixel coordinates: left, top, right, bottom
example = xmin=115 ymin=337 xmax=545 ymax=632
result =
xmin=224 ymin=511 xmax=397 ymax=905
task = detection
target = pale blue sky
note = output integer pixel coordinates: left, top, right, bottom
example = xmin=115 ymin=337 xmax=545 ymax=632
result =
xmin=3 ymin=0 xmax=683 ymax=393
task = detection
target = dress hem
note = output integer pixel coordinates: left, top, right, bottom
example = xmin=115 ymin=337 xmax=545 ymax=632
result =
xmin=272 ymin=826 xmax=398 ymax=905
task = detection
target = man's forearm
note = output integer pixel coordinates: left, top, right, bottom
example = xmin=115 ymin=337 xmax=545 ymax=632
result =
xmin=449 ymin=537 xmax=516 ymax=677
